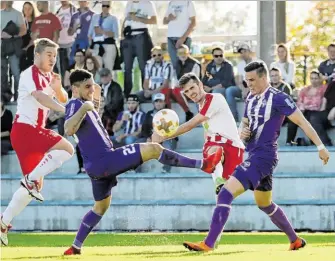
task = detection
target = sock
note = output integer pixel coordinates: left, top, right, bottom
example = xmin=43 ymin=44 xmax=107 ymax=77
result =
xmin=73 ymin=210 xmax=102 ymax=249
xmin=259 ymin=202 xmax=298 ymax=243
xmin=158 ymin=149 xmax=202 ymax=169
xmin=2 ymin=186 xmax=33 ymax=226
xmin=204 ymin=188 xmax=234 ymax=248
xmin=212 ymin=163 xmax=223 ymax=184
xmin=29 ymin=150 xmax=73 ymax=180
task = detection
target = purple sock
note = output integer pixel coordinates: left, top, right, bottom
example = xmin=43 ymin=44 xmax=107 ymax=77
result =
xmin=73 ymin=210 xmax=102 ymax=248
xmin=204 ymin=188 xmax=234 ymax=248
xmin=158 ymin=149 xmax=202 ymax=169
xmin=259 ymin=202 xmax=297 ymax=243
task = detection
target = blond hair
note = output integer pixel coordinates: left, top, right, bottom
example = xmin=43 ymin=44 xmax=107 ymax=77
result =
xmin=151 ymin=46 xmax=162 ymax=53
xmin=34 ymin=38 xmax=59 ymax=54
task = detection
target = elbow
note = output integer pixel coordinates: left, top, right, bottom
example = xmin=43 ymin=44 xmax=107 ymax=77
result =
xmin=151 ymin=17 xmax=157 ymax=25
xmin=64 ymin=126 xmax=74 ymax=137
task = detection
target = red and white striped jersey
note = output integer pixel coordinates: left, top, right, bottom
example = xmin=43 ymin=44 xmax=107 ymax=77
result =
xmin=15 ymin=65 xmax=55 ymax=128
xmin=199 ymin=93 xmax=245 ymax=149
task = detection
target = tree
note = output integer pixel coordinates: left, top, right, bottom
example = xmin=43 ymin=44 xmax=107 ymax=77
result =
xmin=287 ymin=1 xmax=335 ymax=87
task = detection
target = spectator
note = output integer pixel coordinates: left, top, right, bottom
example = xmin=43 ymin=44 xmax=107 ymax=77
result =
xmin=121 ymin=0 xmax=157 ymax=98
xmin=20 ymin=1 xmax=37 ymax=72
xmin=286 ymin=70 xmax=332 ymax=146
xmin=32 ymin=1 xmax=62 ymax=42
xmin=138 ymin=46 xmax=194 ymax=122
xmin=55 ymin=1 xmax=76 ymax=79
xmin=270 ymin=67 xmax=292 ymax=95
xmin=318 ymin=43 xmax=335 ymax=84
xmin=1 ymin=98 xmax=13 ymax=155
xmin=236 ymin=43 xmax=254 ymax=99
xmin=68 ymin=1 xmax=94 ymax=65
xmin=270 ymin=43 xmax=295 ymax=88
xmin=88 ymin=1 xmax=120 ymax=73
xmin=176 ymin=44 xmax=201 ymax=80
xmin=202 ymin=47 xmax=241 ymax=121
xmin=1 ymin=1 xmax=27 ymax=102
xmin=324 ymin=80 xmax=335 ymax=122
xmin=112 ymin=94 xmax=145 ymax=146
xmin=137 ymin=93 xmax=177 ymax=173
xmin=163 ymin=0 xmax=196 ymax=71
xmin=99 ymin=68 xmax=124 ymax=136
xmin=84 ymin=55 xmax=101 ymax=84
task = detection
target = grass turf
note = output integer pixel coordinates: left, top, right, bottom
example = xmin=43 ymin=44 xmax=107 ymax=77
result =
xmin=1 ymin=233 xmax=334 ymax=261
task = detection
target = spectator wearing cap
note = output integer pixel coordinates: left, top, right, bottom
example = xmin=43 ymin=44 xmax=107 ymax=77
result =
xmin=112 ymin=94 xmax=145 ymax=146
xmin=236 ymin=43 xmax=254 ymax=99
xmin=100 ymin=68 xmax=124 ymax=135
xmin=163 ymin=0 xmax=196 ymax=71
xmin=270 ymin=67 xmax=292 ymax=96
xmin=68 ymin=1 xmax=94 ymax=65
xmin=120 ymin=0 xmax=157 ymax=98
xmin=202 ymin=47 xmax=241 ymax=121
xmin=318 ymin=43 xmax=335 ymax=84
xmin=1 ymin=1 xmax=27 ymax=102
xmin=136 ymin=93 xmax=178 ymax=173
xmin=270 ymin=43 xmax=296 ymax=88
xmin=63 ymin=49 xmax=86 ymax=96
xmin=88 ymin=1 xmax=120 ymax=73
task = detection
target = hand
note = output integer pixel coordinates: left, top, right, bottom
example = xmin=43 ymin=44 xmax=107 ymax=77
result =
xmin=319 ymin=148 xmax=330 ymax=165
xmin=94 ymin=83 xmax=101 ymax=94
xmin=83 ymin=101 xmax=95 ymax=111
xmin=50 ymin=74 xmax=62 ymax=92
xmin=22 ymin=46 xmax=28 ymax=52
xmin=322 ymin=75 xmax=329 ymax=81
xmin=151 ymin=131 xmax=165 ymax=143
xmin=144 ymin=90 xmax=152 ymax=98
xmin=116 ymin=134 xmax=125 ymax=143
xmin=240 ymin=126 xmax=251 ymax=141
xmin=94 ymin=26 xmax=104 ymax=35
xmin=168 ymin=13 xmax=177 ymax=22
xmin=121 ymin=113 xmax=130 ymax=122
xmin=147 ymin=137 xmax=152 ymax=142
xmin=175 ymin=37 xmax=185 ymax=49
xmin=1 ymin=31 xmax=12 ymax=39
xmin=128 ymin=13 xmax=139 ymax=22
xmin=203 ymin=86 xmax=212 ymax=93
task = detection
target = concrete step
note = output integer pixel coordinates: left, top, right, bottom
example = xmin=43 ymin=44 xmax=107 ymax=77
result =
xmin=2 ymin=173 xmax=335 ymax=202
xmin=1 ymin=199 xmax=334 ymax=231
xmin=2 ymin=147 xmax=335 ymax=175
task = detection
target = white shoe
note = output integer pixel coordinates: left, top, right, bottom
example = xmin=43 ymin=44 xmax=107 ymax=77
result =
xmin=20 ymin=176 xmax=44 ymax=202
xmin=1 ymin=219 xmax=9 ymax=246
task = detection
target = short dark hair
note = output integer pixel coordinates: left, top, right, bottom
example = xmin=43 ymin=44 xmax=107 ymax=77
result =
xmin=244 ymin=60 xmax=269 ymax=78
xmin=212 ymin=47 xmax=224 ymax=54
xmin=328 ymin=43 xmax=335 ymax=50
xmin=270 ymin=67 xmax=280 ymax=73
xmin=310 ymin=69 xmax=321 ymax=77
xmin=179 ymin=72 xmax=201 ymax=88
xmin=69 ymin=69 xmax=93 ymax=86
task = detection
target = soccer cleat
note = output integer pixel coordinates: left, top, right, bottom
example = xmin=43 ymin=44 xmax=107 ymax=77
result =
xmin=183 ymin=241 xmax=213 ymax=252
xmin=63 ymin=246 xmax=82 ymax=255
xmin=289 ymin=237 xmax=306 ymax=250
xmin=20 ymin=176 xmax=44 ymax=202
xmin=215 ymin=177 xmax=226 ymax=195
xmin=0 ymin=218 xmax=12 ymax=246
xmin=201 ymin=147 xmax=223 ymax=174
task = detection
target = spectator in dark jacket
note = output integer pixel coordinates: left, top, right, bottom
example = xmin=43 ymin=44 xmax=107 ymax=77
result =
xmin=202 ymin=47 xmax=241 ymax=120
xmin=1 ymin=98 xmax=13 ymax=155
xmin=99 ymin=68 xmax=124 ymax=135
xmin=270 ymin=67 xmax=292 ymax=95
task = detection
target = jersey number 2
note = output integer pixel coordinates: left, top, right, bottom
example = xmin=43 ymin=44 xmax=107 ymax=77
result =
xmin=122 ymin=144 xmax=136 ymax=156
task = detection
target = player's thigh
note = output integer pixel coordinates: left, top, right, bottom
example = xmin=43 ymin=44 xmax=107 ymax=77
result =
xmin=254 ymin=190 xmax=273 ymax=207
xmin=49 ymin=136 xmax=74 ymax=155
xmin=93 ymin=195 xmax=112 ymax=216
xmin=139 ymin=142 xmax=164 ymax=162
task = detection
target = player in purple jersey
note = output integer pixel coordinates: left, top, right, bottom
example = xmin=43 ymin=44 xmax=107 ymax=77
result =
xmin=183 ymin=61 xmax=330 ymax=252
xmin=62 ymin=69 xmax=223 ymax=256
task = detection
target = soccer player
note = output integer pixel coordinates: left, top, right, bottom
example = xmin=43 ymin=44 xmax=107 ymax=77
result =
xmin=182 ymin=61 xmax=330 ymax=252
xmin=152 ymin=72 xmax=245 ymax=195
xmin=1 ymin=38 xmax=74 ymax=246
xmin=63 ymin=69 xmax=222 ymax=255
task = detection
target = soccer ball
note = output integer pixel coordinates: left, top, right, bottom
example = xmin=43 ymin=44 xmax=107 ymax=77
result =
xmin=153 ymin=109 xmax=179 ymax=137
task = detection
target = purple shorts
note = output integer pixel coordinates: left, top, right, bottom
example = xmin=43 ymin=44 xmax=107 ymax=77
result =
xmin=87 ymin=144 xmax=142 ymax=201
xmin=233 ymin=155 xmax=278 ymax=191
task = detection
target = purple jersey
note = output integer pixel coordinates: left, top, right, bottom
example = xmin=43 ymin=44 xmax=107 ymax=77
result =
xmin=244 ymin=87 xmax=296 ymax=155
xmin=65 ymin=99 xmax=113 ymax=165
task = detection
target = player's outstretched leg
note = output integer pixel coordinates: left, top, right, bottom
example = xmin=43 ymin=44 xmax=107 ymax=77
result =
xmin=21 ymin=139 xmax=74 ymax=201
xmin=183 ymin=176 xmax=245 ymax=251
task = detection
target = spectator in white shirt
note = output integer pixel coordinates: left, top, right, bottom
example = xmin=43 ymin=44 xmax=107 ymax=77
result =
xmin=270 ymin=43 xmax=296 ymax=88
xmin=236 ymin=43 xmax=254 ymax=99
xmin=163 ymin=0 xmax=196 ymax=71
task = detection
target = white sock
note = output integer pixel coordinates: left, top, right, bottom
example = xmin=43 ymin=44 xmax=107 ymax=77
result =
xmin=212 ymin=163 xmax=223 ymax=184
xmin=29 ymin=150 xmax=72 ymax=181
xmin=2 ymin=186 xmax=33 ymax=226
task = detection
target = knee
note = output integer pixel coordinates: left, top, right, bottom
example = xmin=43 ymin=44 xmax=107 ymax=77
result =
xmin=64 ymin=140 xmax=75 ymax=155
xmin=148 ymin=143 xmax=164 ymax=158
xmin=93 ymin=199 xmax=111 ymax=215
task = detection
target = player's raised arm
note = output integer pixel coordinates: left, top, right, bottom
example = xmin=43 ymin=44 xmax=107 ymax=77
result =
xmin=31 ymin=91 xmax=65 ymax=113
xmin=51 ymin=73 xmax=68 ymax=103
xmin=92 ymin=84 xmax=102 ymax=111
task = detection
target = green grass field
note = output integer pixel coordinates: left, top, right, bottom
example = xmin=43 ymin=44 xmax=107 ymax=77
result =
xmin=1 ymin=233 xmax=334 ymax=261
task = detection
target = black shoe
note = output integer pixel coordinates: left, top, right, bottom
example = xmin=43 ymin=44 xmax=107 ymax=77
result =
xmin=185 ymin=111 xmax=194 ymax=122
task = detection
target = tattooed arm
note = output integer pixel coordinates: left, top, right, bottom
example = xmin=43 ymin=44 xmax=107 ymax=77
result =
xmin=93 ymin=84 xmax=102 ymax=111
xmin=64 ymin=102 xmax=94 ymax=136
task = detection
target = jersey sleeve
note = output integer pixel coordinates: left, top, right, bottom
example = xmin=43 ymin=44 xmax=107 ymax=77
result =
xmin=199 ymin=94 xmax=220 ymax=118
xmin=275 ymin=93 xmax=297 ymax=116
xmin=65 ymin=100 xmax=82 ymax=120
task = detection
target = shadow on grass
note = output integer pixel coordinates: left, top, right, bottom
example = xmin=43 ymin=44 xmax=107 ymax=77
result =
xmin=2 ymin=256 xmax=62 ymax=260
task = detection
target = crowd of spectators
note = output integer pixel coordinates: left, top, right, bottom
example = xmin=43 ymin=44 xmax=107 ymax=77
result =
xmin=1 ymin=1 xmax=334 ymax=173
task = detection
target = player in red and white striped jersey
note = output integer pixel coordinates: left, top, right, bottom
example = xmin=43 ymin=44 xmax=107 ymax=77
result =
xmin=1 ymin=38 xmax=74 ymax=246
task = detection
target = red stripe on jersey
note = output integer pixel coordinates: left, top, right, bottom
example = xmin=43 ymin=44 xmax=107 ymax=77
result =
xmin=32 ymin=65 xmax=43 ymax=91
xmin=200 ymin=94 xmax=214 ymax=116
xmin=36 ymin=108 xmax=44 ymax=127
